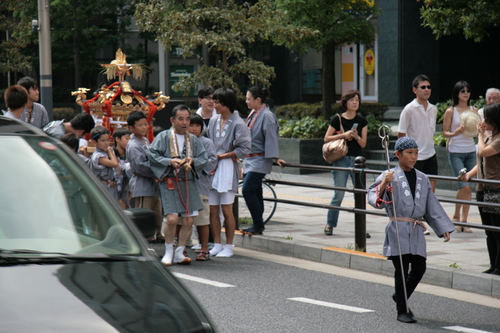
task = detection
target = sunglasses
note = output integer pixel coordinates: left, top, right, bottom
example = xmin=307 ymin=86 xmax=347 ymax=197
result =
xmin=460 ymin=89 xmax=471 ymax=94
xmin=419 ymin=85 xmax=431 ymax=90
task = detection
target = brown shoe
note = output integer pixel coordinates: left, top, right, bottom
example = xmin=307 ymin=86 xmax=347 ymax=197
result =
xmin=196 ymin=251 xmax=210 ymax=261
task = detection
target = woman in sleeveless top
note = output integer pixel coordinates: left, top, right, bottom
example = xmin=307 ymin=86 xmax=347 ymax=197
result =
xmin=442 ymin=81 xmax=478 ymax=232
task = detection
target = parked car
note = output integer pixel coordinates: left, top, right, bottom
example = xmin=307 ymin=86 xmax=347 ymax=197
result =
xmin=0 ymin=116 xmax=216 ymax=332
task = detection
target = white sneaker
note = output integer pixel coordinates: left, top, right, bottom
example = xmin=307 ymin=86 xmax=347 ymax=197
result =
xmin=216 ymin=245 xmax=234 ymax=258
xmin=191 ymin=244 xmax=202 ymax=250
xmin=173 ymin=249 xmax=192 ymax=265
xmin=161 ymin=245 xmax=174 ymax=266
xmin=209 ymin=243 xmax=223 ymax=257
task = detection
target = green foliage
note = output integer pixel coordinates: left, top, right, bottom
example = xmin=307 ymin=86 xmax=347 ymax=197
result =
xmin=366 ymin=114 xmax=382 ymax=137
xmin=278 ymin=116 xmax=329 ymax=139
xmin=0 ymin=0 xmax=37 ymax=73
xmin=275 ymin=0 xmax=379 ymax=51
xmin=275 ymin=103 xmax=323 ymax=119
xmin=448 ymin=262 xmax=461 ymax=269
xmin=433 ymin=132 xmax=447 ymax=147
xmin=276 ymin=102 xmax=389 ymax=121
xmin=420 ymin=0 xmax=500 ymax=42
xmin=436 ymin=97 xmax=486 ymax=124
xmin=238 ymin=217 xmax=252 ymax=225
xmin=134 ymin=0 xmax=315 ymax=95
xmin=53 ymin=108 xmax=77 ymax=121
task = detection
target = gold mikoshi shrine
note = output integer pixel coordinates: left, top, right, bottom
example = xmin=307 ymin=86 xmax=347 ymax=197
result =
xmin=72 ymin=49 xmax=169 ymax=141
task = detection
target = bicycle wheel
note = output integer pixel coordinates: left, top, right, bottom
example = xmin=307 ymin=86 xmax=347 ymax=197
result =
xmin=237 ymin=181 xmax=277 ymax=225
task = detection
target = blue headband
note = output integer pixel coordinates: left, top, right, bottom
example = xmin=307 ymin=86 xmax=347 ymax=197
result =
xmin=394 ymin=136 xmax=418 ymax=151
xmin=390 ymin=137 xmax=418 ymax=161
xmin=91 ymin=131 xmax=110 ymax=141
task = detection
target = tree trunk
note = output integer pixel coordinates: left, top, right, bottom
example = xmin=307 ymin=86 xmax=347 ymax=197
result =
xmin=321 ymin=42 xmax=336 ymax=120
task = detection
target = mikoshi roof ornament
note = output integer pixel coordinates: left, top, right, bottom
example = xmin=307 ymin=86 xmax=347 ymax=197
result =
xmin=72 ymin=49 xmax=169 ymax=142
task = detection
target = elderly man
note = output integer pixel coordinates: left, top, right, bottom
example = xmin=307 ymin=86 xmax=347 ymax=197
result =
xmin=149 ymin=105 xmax=207 ymax=266
xmin=479 ymin=88 xmax=500 ymax=121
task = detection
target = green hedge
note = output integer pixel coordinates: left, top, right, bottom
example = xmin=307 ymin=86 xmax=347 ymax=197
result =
xmin=275 ymin=102 xmax=389 ymax=121
xmin=53 ymin=108 xmax=77 ymax=121
xmin=436 ymin=97 xmax=485 ymax=124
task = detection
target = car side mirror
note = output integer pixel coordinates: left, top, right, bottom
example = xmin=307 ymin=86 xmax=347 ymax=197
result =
xmin=124 ymin=208 xmax=159 ymax=239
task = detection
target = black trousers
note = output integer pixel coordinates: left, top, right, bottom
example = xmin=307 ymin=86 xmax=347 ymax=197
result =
xmin=477 ymin=191 xmax=500 ymax=269
xmin=391 ymin=254 xmax=426 ymax=314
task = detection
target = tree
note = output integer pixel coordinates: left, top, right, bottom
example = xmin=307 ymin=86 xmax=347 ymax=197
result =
xmin=275 ymin=0 xmax=378 ymax=118
xmin=419 ymin=0 xmax=500 ymax=42
xmin=134 ymin=0 xmax=314 ymax=95
xmin=0 ymin=0 xmax=37 ymax=74
xmin=50 ymin=0 xmax=137 ymax=89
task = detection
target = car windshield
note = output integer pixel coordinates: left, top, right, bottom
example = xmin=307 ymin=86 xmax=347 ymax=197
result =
xmin=0 ymin=136 xmax=140 ymax=256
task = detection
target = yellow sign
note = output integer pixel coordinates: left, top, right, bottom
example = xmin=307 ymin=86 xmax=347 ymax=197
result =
xmin=364 ymin=49 xmax=375 ymax=75
xmin=364 ymin=0 xmax=375 ymax=7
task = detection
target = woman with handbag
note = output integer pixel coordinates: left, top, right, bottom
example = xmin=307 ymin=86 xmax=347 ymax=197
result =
xmin=461 ymin=102 xmax=500 ymax=275
xmin=323 ymin=90 xmax=367 ymax=235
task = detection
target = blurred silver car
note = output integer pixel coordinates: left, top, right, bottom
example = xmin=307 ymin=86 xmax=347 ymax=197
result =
xmin=0 ymin=116 xmax=215 ymax=332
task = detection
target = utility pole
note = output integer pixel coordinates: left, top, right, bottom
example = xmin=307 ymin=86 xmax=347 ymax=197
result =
xmin=38 ymin=0 xmax=53 ymax=120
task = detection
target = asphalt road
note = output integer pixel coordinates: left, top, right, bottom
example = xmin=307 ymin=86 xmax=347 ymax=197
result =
xmin=153 ymin=245 xmax=500 ymax=333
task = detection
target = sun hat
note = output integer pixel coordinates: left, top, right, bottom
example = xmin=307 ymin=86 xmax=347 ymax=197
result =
xmin=460 ymin=110 xmax=481 ymax=137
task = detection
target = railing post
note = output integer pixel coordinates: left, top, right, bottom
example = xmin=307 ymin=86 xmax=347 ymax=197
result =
xmin=354 ymin=156 xmax=367 ymax=252
xmin=233 ymin=195 xmax=239 ymax=230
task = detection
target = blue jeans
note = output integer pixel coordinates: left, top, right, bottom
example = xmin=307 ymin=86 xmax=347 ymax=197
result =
xmin=242 ymin=171 xmax=266 ymax=229
xmin=327 ymin=156 xmax=356 ymax=228
xmin=448 ymin=151 xmax=476 ymax=188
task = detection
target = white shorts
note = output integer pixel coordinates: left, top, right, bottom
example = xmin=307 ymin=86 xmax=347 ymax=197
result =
xmin=209 ymin=190 xmax=236 ymax=205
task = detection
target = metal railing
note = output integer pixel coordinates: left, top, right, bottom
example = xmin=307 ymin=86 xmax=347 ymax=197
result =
xmin=236 ymin=157 xmax=500 ymax=252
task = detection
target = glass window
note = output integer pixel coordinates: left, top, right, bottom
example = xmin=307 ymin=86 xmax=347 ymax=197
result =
xmin=0 ymin=137 xmax=140 ymax=256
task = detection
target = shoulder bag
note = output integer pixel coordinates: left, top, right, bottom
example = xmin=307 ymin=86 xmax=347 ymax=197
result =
xmin=322 ymin=114 xmax=348 ymax=164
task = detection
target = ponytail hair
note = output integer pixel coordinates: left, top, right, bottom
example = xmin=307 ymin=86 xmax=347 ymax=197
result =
xmin=247 ymin=86 xmax=269 ymax=104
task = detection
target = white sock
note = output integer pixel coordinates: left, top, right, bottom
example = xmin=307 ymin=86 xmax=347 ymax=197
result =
xmin=209 ymin=243 xmax=223 ymax=256
xmin=175 ymin=246 xmax=185 ymax=255
xmin=216 ymin=244 xmax=234 ymax=257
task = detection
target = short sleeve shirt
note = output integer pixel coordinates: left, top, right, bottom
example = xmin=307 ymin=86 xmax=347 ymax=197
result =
xmin=398 ymin=99 xmax=437 ymax=160
xmin=329 ymin=114 xmax=368 ymax=157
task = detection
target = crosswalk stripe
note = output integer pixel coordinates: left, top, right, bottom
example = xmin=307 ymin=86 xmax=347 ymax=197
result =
xmin=173 ymin=272 xmax=235 ymax=288
xmin=443 ymin=326 xmax=493 ymax=333
xmin=288 ymin=297 xmax=374 ymax=313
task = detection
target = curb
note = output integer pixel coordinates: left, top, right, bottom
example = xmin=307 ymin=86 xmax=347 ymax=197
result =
xmin=232 ymin=232 xmax=500 ymax=297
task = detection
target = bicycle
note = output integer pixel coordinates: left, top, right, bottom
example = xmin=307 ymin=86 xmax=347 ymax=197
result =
xmin=237 ymin=176 xmax=277 ymax=225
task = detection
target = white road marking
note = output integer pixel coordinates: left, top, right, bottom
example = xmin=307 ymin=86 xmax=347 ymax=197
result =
xmin=443 ymin=326 xmax=493 ymax=333
xmin=288 ymin=297 xmax=374 ymax=313
xmin=173 ymin=272 xmax=235 ymax=288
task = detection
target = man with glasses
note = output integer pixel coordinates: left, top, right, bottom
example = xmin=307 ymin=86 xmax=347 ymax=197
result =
xmin=398 ymin=74 xmax=438 ymax=193
xmin=196 ymin=86 xmax=217 ymax=131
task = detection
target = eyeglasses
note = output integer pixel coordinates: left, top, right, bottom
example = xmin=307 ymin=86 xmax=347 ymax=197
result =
xmin=460 ymin=89 xmax=471 ymax=94
xmin=203 ymin=96 xmax=214 ymax=101
xmin=419 ymin=85 xmax=431 ymax=90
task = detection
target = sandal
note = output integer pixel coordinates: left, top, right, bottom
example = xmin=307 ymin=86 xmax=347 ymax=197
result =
xmin=463 ymin=227 xmax=473 ymax=233
xmin=455 ymin=226 xmax=463 ymax=233
xmin=324 ymin=226 xmax=333 ymax=236
xmin=196 ymin=251 xmax=210 ymax=261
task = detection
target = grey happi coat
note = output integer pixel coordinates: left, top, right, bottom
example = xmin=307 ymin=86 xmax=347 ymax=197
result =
xmin=149 ymin=129 xmax=207 ymax=215
xmin=368 ymin=166 xmax=455 ymax=258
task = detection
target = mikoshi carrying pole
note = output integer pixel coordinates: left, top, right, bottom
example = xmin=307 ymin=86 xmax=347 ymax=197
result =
xmin=378 ymin=125 xmax=409 ymax=314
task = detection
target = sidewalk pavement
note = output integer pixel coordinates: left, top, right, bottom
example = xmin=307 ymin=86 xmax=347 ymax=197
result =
xmin=230 ymin=171 xmax=500 ymax=298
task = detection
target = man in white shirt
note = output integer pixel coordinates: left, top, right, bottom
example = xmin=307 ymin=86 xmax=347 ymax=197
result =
xmin=196 ymin=86 xmax=217 ymax=131
xmin=398 ymin=74 xmax=438 ymax=192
